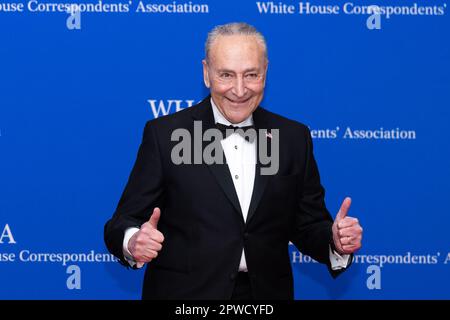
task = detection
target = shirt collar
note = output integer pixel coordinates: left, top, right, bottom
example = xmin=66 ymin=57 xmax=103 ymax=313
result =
xmin=210 ymin=98 xmax=254 ymax=128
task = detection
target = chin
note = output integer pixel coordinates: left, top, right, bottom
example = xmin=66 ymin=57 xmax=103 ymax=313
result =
xmin=227 ymin=111 xmax=252 ymax=124
xmin=226 ymin=105 xmax=256 ymax=122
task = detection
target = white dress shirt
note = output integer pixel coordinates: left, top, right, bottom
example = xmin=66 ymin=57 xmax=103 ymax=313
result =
xmin=123 ymin=98 xmax=349 ymax=270
xmin=210 ymin=99 xmax=256 ymax=272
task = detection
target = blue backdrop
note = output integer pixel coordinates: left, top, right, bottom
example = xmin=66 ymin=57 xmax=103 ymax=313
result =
xmin=1 ymin=0 xmax=449 ymax=299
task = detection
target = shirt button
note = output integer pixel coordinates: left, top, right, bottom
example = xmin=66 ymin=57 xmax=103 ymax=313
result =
xmin=234 ymin=145 xmax=238 ymax=150
xmin=235 ymin=175 xmax=239 ymax=179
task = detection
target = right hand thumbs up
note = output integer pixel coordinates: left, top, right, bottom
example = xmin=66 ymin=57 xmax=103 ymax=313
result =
xmin=128 ymin=207 xmax=165 ymax=264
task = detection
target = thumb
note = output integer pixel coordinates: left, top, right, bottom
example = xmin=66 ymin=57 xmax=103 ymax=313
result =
xmin=336 ymin=197 xmax=351 ymax=221
xmin=148 ymin=207 xmax=161 ymax=229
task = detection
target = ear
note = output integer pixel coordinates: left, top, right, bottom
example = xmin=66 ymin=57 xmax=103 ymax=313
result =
xmin=262 ymin=60 xmax=269 ymax=87
xmin=202 ymin=59 xmax=210 ymax=88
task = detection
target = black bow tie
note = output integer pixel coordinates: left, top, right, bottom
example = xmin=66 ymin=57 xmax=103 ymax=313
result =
xmin=215 ymin=123 xmax=256 ymax=142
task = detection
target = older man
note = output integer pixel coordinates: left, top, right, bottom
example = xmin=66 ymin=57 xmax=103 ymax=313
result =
xmin=104 ymin=22 xmax=362 ymax=300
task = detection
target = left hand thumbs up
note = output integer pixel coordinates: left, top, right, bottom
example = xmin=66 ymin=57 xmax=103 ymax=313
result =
xmin=332 ymin=197 xmax=363 ymax=255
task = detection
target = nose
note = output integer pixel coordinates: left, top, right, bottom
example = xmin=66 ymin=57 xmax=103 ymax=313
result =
xmin=231 ymin=76 xmax=247 ymax=98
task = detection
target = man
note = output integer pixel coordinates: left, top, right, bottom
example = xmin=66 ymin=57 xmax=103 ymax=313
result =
xmin=104 ymin=22 xmax=363 ymax=300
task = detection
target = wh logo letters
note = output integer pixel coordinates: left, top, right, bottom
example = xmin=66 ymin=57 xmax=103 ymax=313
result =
xmin=148 ymin=99 xmax=195 ymax=118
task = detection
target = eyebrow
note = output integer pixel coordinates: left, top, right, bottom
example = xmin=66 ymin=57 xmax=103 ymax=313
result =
xmin=217 ymin=68 xmax=260 ymax=73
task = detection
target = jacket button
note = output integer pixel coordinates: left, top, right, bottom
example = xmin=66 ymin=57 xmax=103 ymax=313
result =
xmin=230 ymin=272 xmax=237 ymax=281
xmin=244 ymin=232 xmax=249 ymax=239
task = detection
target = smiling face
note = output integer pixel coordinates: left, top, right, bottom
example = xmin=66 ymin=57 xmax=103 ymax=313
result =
xmin=203 ymin=34 xmax=268 ymax=124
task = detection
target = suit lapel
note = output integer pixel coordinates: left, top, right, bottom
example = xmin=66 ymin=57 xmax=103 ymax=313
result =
xmin=246 ymin=107 xmax=271 ymax=225
xmin=207 ymin=163 xmax=244 ymax=220
xmin=192 ymin=98 xmax=244 ymax=221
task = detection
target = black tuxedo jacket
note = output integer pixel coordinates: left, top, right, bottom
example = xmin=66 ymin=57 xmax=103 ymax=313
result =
xmin=104 ymin=97 xmax=347 ymax=300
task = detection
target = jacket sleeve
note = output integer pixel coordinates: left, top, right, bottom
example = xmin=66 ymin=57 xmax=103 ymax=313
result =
xmin=289 ymin=126 xmax=349 ymax=278
xmin=104 ymin=121 xmax=165 ymax=267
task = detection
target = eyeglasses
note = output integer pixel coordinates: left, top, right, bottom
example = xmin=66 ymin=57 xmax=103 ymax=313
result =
xmin=212 ymin=70 xmax=265 ymax=84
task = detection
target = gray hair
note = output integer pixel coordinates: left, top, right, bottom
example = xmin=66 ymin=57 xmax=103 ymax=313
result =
xmin=204 ymin=22 xmax=268 ymax=62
